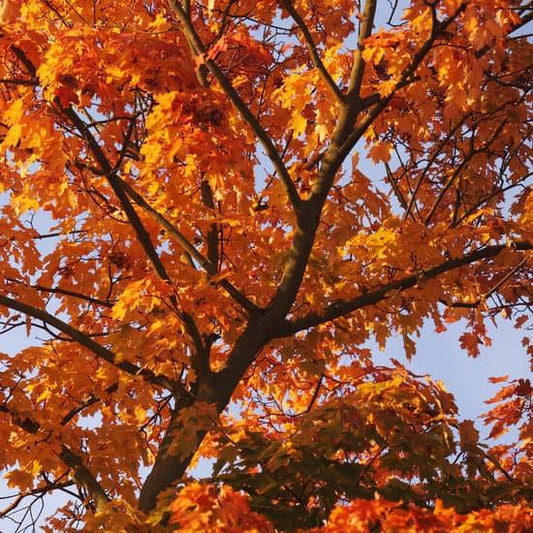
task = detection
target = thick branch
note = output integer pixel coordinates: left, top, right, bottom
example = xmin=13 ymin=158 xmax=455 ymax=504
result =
xmin=266 ymin=218 xmax=321 ymax=318
xmin=317 ymin=2 xmax=468 ymax=184
xmin=213 ymin=2 xmax=471 ymax=383
xmin=0 ymin=78 xmax=37 ymax=86
xmin=138 ymin=400 xmax=199 ymax=513
xmin=274 ymin=241 xmax=532 ymax=337
xmin=139 ymin=312 xmax=276 ymax=513
xmin=347 ymin=0 xmax=378 ymax=99
xmin=10 ymin=45 xmax=37 ymax=78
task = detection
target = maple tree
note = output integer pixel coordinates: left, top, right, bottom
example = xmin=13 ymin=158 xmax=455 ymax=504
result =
xmin=0 ymin=0 xmax=532 ymax=530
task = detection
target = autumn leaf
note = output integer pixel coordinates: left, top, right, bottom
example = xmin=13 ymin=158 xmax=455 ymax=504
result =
xmin=368 ymin=141 xmax=392 ymax=164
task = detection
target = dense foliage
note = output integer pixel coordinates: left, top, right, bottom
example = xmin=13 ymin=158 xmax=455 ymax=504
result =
xmin=0 ymin=0 xmax=531 ymax=530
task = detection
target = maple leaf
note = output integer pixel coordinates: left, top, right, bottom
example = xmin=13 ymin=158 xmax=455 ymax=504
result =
xmin=368 ymin=141 xmax=392 ymax=164
xmin=54 ymin=85 xmax=80 ymax=108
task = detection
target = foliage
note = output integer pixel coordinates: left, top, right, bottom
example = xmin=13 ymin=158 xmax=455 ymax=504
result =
xmin=0 ymin=0 xmax=531 ymax=530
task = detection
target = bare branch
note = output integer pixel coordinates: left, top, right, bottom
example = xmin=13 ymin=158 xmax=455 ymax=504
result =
xmin=0 ymin=481 xmax=75 ymax=519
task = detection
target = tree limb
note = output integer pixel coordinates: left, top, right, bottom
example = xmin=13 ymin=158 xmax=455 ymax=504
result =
xmin=4 ymin=277 xmax=113 ymax=308
xmin=0 ymin=405 xmax=109 ymax=511
xmin=59 ymin=446 xmax=110 ymax=511
xmin=64 ymin=107 xmax=208 ymax=366
xmin=200 ymin=179 xmax=220 ymax=272
xmin=64 ymin=107 xmax=172 ymax=284
xmin=321 ymin=3 xmax=468 ymax=186
xmin=0 ymin=294 xmax=185 ymax=395
xmin=347 ymin=0 xmax=378 ymax=100
xmin=117 ymin=175 xmax=262 ymax=316
xmin=274 ymin=241 xmax=532 ymax=337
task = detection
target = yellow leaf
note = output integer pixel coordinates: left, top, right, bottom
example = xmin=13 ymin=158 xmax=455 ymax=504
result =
xmin=3 ymin=123 xmax=22 ymax=147
xmin=291 ymin=113 xmax=307 ymax=137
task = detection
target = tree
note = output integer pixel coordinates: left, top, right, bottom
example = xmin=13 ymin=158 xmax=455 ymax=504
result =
xmin=0 ymin=0 xmax=531 ymax=530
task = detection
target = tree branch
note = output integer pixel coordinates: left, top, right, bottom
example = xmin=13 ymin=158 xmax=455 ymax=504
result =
xmin=440 ymin=257 xmax=527 ymax=309
xmin=0 ymin=405 xmax=109 ymax=511
xmin=117 ymin=176 xmax=262 ymax=316
xmin=64 ymin=108 xmax=172 ymax=284
xmin=167 ymin=0 xmax=301 ymax=211
xmin=325 ymin=3 xmax=468 ymax=180
xmin=279 ymin=0 xmax=344 ymax=102
xmin=424 ymin=119 xmax=508 ymax=225
xmin=200 ymin=179 xmax=220 ymax=272
xmin=138 ymin=398 xmax=197 ymax=513
xmin=5 ymin=277 xmax=113 ymax=308
xmin=59 ymin=446 xmax=110 ymax=511
xmin=9 ymin=45 xmax=37 ymax=78
xmin=214 ymin=2 xmax=471 ymax=391
xmin=64 ymin=108 xmax=208 ymax=367
xmin=0 ymin=78 xmax=37 ymax=86
xmin=347 ymin=0 xmax=378 ymax=100
xmin=404 ymin=113 xmax=471 ymax=221
xmin=60 ymin=383 xmax=119 ymax=426
xmin=0 ymin=294 xmax=185 ymax=395
xmin=274 ymin=241 xmax=532 ymax=337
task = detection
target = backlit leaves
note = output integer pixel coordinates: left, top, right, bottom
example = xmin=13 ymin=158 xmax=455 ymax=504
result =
xmin=0 ymin=0 xmax=531 ymax=530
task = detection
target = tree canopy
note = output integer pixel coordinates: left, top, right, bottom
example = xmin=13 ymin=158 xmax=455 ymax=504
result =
xmin=0 ymin=0 xmax=531 ymax=530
